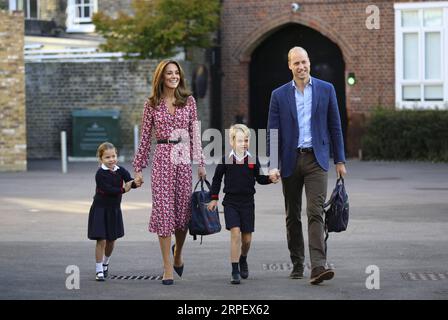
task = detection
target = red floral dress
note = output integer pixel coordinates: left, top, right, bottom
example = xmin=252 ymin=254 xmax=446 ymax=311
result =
xmin=133 ymin=96 xmax=205 ymax=237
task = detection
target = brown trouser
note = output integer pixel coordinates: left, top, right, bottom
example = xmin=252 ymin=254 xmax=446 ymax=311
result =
xmin=281 ymin=151 xmax=328 ymax=270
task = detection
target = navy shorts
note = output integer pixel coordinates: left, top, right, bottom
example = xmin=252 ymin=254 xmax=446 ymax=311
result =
xmin=223 ymin=202 xmax=255 ymax=233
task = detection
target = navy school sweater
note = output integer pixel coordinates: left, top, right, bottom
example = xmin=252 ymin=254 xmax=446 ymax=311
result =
xmin=93 ymin=166 xmax=137 ymax=207
xmin=210 ymin=155 xmax=271 ymax=201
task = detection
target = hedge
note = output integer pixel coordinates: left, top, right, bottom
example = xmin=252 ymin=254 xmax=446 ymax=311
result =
xmin=361 ymin=108 xmax=448 ymax=162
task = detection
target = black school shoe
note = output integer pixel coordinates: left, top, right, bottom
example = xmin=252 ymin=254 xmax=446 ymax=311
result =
xmin=102 ymin=264 xmax=109 ymax=278
xmin=239 ymin=258 xmax=249 ymax=279
xmin=231 ymin=272 xmax=241 ymax=284
xmin=95 ymin=271 xmax=105 ymax=281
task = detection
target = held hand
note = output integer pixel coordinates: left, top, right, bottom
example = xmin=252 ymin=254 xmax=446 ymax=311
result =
xmin=134 ymin=172 xmax=144 ymax=187
xmin=269 ymin=169 xmax=281 ymax=183
xmin=335 ymin=163 xmax=347 ymax=179
xmin=198 ymin=167 xmax=206 ymax=180
xmin=207 ymin=200 xmax=218 ymax=212
xmin=134 ymin=177 xmax=143 ymax=187
xmin=124 ymin=180 xmax=133 ymax=193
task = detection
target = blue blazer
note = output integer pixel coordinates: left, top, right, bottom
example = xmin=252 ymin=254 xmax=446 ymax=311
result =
xmin=267 ymin=77 xmax=345 ymax=178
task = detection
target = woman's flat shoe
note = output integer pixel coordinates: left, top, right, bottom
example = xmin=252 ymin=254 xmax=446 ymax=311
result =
xmin=172 ymin=244 xmax=184 ymax=277
xmin=162 ymin=279 xmax=174 ymax=285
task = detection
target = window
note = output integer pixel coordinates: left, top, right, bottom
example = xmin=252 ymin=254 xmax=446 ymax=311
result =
xmin=24 ymin=0 xmax=38 ymax=19
xmin=9 ymin=0 xmax=38 ymax=19
xmin=66 ymin=0 xmax=98 ymax=33
xmin=74 ymin=0 xmax=94 ymax=24
xmin=395 ymin=2 xmax=448 ymax=109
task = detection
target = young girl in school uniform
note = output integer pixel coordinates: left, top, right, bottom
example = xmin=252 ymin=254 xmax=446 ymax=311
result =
xmin=87 ymin=142 xmax=141 ymax=281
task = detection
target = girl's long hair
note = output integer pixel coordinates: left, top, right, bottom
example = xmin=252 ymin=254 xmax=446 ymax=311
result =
xmin=148 ymin=60 xmax=191 ymax=109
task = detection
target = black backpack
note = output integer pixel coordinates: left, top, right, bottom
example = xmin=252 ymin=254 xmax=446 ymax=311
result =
xmin=324 ymin=177 xmax=349 ymax=243
xmin=189 ymin=179 xmax=221 ymax=243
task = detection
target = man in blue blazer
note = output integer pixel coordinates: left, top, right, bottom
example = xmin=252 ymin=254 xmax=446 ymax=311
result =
xmin=267 ymin=47 xmax=347 ymax=285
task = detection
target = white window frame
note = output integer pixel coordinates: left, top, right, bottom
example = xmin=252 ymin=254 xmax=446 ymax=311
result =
xmin=9 ymin=0 xmax=39 ymax=19
xmin=395 ymin=2 xmax=448 ymax=110
xmin=66 ymin=0 xmax=98 ymax=33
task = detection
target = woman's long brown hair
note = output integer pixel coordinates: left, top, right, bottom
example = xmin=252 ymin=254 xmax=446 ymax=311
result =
xmin=148 ymin=60 xmax=191 ymax=109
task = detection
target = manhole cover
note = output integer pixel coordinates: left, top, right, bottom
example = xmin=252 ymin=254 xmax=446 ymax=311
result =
xmin=262 ymin=262 xmax=334 ymax=271
xmin=401 ymin=272 xmax=448 ymax=281
xmin=109 ymin=275 xmax=162 ymax=280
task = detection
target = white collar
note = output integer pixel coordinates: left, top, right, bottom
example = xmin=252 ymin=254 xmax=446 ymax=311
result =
xmin=229 ymin=150 xmax=252 ymax=162
xmin=101 ymin=164 xmax=120 ymax=171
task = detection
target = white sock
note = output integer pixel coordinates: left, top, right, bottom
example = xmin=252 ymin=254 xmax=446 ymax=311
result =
xmin=103 ymin=256 xmax=111 ymax=265
xmin=96 ymin=263 xmax=103 ymax=273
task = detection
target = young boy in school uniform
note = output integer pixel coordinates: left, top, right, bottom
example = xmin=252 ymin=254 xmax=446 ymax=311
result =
xmin=208 ymin=124 xmax=279 ymax=284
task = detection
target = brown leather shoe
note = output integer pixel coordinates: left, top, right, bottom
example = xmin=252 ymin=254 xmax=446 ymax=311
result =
xmin=310 ymin=266 xmax=334 ymax=285
xmin=289 ymin=263 xmax=304 ymax=279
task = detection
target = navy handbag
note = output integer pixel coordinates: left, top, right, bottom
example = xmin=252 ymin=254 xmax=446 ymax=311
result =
xmin=324 ymin=177 xmax=349 ymax=241
xmin=189 ymin=179 xmax=221 ymax=243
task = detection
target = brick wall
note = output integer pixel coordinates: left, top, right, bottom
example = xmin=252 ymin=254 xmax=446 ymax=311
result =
xmin=25 ymin=59 xmax=211 ymax=159
xmin=220 ymin=0 xmax=438 ymax=156
xmin=39 ymin=0 xmax=66 ymax=27
xmin=25 ymin=59 xmax=156 ymax=159
xmin=0 ymin=10 xmax=26 ymax=172
xmin=39 ymin=0 xmax=60 ymax=21
xmin=99 ymin=0 xmax=134 ymax=17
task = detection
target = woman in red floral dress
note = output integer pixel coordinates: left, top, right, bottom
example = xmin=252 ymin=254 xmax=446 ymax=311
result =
xmin=133 ymin=60 xmax=206 ymax=285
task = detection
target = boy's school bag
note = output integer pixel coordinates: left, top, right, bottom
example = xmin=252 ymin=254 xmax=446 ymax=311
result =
xmin=189 ymin=179 xmax=221 ymax=243
xmin=324 ymin=177 xmax=349 ymax=243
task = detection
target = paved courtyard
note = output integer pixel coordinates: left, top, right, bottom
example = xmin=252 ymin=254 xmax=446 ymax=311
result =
xmin=1 ymin=159 xmax=448 ymax=300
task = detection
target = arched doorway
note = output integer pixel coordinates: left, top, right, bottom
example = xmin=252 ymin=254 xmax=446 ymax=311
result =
xmin=249 ymin=23 xmax=347 ymax=148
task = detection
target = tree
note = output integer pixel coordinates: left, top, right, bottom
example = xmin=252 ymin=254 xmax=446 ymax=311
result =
xmin=92 ymin=0 xmax=220 ymax=59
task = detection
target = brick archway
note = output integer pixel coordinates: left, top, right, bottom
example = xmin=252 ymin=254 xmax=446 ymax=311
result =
xmin=233 ymin=13 xmax=356 ymax=65
xmin=231 ymin=12 xmax=355 ymax=156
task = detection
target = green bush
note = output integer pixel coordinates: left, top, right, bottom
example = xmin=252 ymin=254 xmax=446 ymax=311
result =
xmin=361 ymin=108 xmax=448 ymax=162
